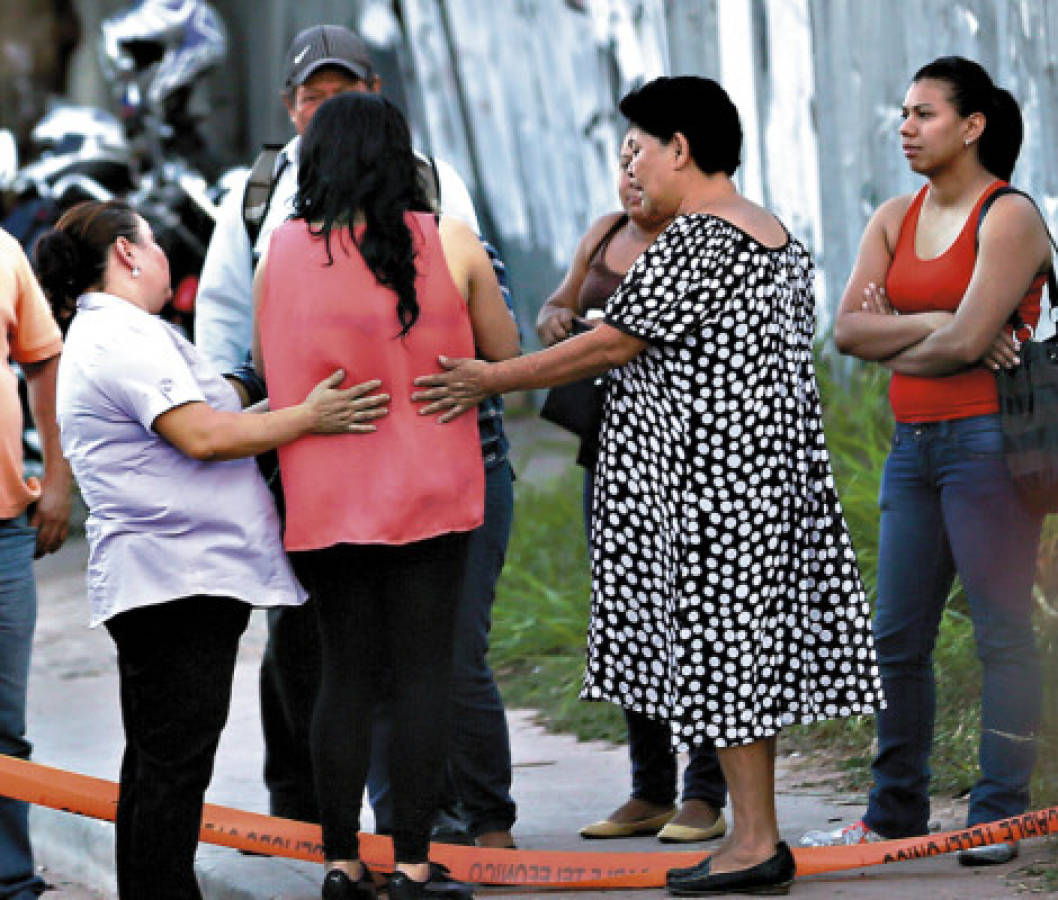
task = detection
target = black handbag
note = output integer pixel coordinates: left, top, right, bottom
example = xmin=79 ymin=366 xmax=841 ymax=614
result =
xmin=996 ymin=333 xmax=1058 ymax=513
xmin=539 ymin=374 xmax=604 ymax=439
xmin=538 ymin=319 xmax=605 ymax=440
xmin=980 ymin=187 xmax=1058 ymax=513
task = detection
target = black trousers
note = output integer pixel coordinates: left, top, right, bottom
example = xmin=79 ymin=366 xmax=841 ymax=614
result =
xmin=105 ymin=596 xmax=250 ymax=900
xmin=297 ymin=533 xmax=468 ymax=863
xmin=259 ymin=595 xmax=321 ymax=821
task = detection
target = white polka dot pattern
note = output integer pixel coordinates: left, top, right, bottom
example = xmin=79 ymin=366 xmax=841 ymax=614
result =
xmin=581 ymin=214 xmax=883 ymax=751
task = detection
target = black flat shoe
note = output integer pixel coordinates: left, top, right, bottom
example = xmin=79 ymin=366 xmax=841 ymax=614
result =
xmin=388 ymin=870 xmax=474 ymax=899
xmin=322 ymin=865 xmax=377 ymax=899
xmin=666 ymin=841 xmax=796 ymax=896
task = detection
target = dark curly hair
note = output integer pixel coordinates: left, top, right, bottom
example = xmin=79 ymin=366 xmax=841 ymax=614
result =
xmin=33 ymin=200 xmax=140 ymax=330
xmin=293 ymin=92 xmax=432 ymax=338
xmin=913 ymin=56 xmax=1022 ymax=181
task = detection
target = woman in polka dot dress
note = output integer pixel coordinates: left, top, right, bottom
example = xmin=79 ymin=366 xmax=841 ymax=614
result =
xmin=413 ymin=76 xmax=882 ymax=896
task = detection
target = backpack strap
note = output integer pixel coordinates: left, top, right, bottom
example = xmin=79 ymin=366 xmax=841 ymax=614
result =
xmin=244 ymin=148 xmax=442 ymax=242
xmin=416 ymin=154 xmax=441 ymax=215
xmin=976 ymin=185 xmax=1058 ymax=328
xmin=242 ymin=144 xmax=288 ymax=251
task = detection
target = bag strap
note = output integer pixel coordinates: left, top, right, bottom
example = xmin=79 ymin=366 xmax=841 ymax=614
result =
xmin=976 ymin=185 xmax=1058 ymax=328
xmin=242 ymin=145 xmax=288 ymax=251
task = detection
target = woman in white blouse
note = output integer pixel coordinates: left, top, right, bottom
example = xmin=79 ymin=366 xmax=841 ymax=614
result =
xmin=34 ymin=199 xmax=387 ymax=900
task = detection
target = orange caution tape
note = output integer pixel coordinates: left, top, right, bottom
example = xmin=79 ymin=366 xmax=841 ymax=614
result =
xmin=1 ymin=754 xmax=1055 ymax=889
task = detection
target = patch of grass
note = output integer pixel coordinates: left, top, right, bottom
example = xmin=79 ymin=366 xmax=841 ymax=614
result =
xmin=491 ymin=465 xmax=626 ymax=743
xmin=1004 ymin=836 xmax=1058 ymax=893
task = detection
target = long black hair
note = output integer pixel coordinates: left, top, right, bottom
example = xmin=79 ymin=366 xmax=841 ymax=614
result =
xmin=34 ymin=200 xmax=140 ymax=330
xmin=913 ymin=56 xmax=1022 ymax=181
xmin=293 ymin=92 xmax=431 ymax=337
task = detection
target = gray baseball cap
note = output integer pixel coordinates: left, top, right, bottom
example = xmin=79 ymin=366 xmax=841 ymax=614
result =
xmin=283 ymin=24 xmax=373 ymax=89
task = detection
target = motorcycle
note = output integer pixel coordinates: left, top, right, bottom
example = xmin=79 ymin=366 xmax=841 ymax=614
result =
xmin=1 ymin=0 xmax=229 ymax=476
xmin=3 ymin=0 xmax=228 ymax=333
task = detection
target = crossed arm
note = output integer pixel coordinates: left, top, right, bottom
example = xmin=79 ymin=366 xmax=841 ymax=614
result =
xmin=834 ymin=193 xmax=1049 ymax=374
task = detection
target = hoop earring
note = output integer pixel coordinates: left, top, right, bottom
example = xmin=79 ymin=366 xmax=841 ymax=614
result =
xmin=131 ymin=266 xmax=141 ymax=279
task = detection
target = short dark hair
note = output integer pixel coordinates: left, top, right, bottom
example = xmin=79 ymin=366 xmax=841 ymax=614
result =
xmin=912 ymin=56 xmax=1022 ymax=181
xmin=618 ymin=76 xmax=742 ymax=177
xmin=34 ymin=200 xmax=140 ymax=327
xmin=293 ymin=92 xmax=431 ymax=337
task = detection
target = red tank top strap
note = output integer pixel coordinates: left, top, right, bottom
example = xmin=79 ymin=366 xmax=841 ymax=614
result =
xmin=892 ymin=185 xmax=928 ymax=260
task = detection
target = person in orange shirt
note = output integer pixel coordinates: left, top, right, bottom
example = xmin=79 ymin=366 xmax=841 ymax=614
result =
xmin=0 ymin=227 xmax=71 ymax=899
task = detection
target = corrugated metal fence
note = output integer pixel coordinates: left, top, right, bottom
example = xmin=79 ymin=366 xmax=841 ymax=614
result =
xmin=56 ymin=0 xmax=1058 ymax=337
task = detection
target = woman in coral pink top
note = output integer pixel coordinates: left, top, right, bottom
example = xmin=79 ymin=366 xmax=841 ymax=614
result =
xmin=802 ymin=57 xmax=1052 ymax=866
xmin=254 ymin=93 xmax=518 ymax=900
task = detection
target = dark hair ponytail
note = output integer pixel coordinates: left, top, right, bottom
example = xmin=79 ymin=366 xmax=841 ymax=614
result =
xmin=294 ymin=92 xmax=431 ymax=338
xmin=34 ymin=200 xmax=139 ymax=327
xmin=982 ymin=86 xmax=1023 ymax=181
xmin=913 ymin=56 xmax=1022 ymax=181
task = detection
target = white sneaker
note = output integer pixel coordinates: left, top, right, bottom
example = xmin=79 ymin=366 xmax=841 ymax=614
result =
xmin=957 ymin=841 xmax=1018 ymax=866
xmin=799 ymin=819 xmax=885 ymax=847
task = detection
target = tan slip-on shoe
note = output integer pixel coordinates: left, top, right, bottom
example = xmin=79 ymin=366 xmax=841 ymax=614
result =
xmin=657 ymin=810 xmax=727 ymax=843
xmin=579 ymin=807 xmax=676 ymax=839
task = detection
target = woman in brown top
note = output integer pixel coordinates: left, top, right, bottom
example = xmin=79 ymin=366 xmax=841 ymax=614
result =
xmin=536 ymin=134 xmax=728 ymax=845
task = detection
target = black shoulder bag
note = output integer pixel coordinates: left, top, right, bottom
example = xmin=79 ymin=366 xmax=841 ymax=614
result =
xmin=978 ymin=186 xmax=1058 ymax=513
xmin=538 ymin=318 xmax=605 ymax=439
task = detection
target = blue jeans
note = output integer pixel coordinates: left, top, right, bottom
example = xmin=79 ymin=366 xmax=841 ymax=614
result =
xmin=0 ymin=514 xmax=45 ymax=899
xmin=583 ymin=471 xmax=726 ymax=810
xmin=864 ymin=415 xmax=1042 ymax=838
xmin=369 ymin=461 xmax=517 ymax=836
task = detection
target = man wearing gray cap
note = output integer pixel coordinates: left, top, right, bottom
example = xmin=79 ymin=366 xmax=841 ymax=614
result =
xmin=197 ymin=24 xmax=480 ymax=367
xmin=195 ymin=21 xmax=518 ymax=867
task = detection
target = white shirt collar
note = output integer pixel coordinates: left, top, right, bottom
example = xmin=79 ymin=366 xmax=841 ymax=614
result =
xmin=77 ymin=291 xmax=152 ymax=317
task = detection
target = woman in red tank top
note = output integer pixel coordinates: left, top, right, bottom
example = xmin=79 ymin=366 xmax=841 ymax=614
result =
xmin=253 ymin=93 xmax=518 ymax=900
xmin=803 ymin=57 xmax=1052 ymax=865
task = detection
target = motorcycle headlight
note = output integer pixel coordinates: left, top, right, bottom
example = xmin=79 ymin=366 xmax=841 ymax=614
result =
xmin=30 ymin=104 xmax=129 ymax=158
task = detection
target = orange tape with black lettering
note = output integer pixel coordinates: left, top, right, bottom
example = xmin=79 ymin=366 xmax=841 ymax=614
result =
xmin=1 ymin=755 xmax=1054 ymax=889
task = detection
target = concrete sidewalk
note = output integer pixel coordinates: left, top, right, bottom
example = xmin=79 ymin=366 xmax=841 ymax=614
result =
xmin=23 ymin=534 xmax=1056 ymax=899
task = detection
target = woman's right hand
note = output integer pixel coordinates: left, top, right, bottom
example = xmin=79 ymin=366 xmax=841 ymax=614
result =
xmin=303 ymin=370 xmax=389 ymax=434
xmin=538 ymin=306 xmax=578 ymax=346
xmin=981 ymin=329 xmax=1021 ymax=371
